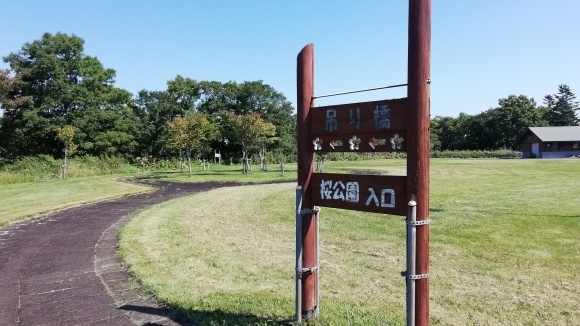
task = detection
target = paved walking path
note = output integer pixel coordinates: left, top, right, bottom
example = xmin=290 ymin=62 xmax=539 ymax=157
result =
xmin=0 ymin=180 xmax=239 ymax=326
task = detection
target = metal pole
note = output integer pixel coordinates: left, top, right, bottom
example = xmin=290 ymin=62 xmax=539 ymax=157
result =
xmin=407 ymin=0 xmax=431 ymax=324
xmin=295 ymin=186 xmax=303 ymax=324
xmin=297 ymin=43 xmax=318 ymax=319
xmin=406 ymin=200 xmax=417 ymax=326
xmin=315 ymin=207 xmax=320 ymax=319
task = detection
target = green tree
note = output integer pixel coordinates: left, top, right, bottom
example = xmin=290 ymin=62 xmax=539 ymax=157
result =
xmin=167 ymin=113 xmax=217 ymax=176
xmin=166 ymin=75 xmax=201 ymax=112
xmin=0 ymin=69 xmax=27 ymax=110
xmin=0 ymin=69 xmax=30 ymax=162
xmin=68 ymin=86 xmax=142 ymax=158
xmin=2 ymin=33 xmax=139 ymax=159
xmin=136 ymin=90 xmax=180 ymax=159
xmin=545 ymin=84 xmax=579 ymax=126
xmin=136 ymin=76 xmax=203 ymax=160
xmin=429 ymin=120 xmax=442 ymax=151
xmin=196 ymin=80 xmax=295 ymax=160
xmin=431 ymin=114 xmax=474 ymax=150
xmin=54 ymin=125 xmax=77 ymax=179
xmin=236 ymin=81 xmax=295 ymax=159
xmin=138 ymin=78 xmax=295 ymax=163
xmin=485 ymin=95 xmax=548 ymax=149
xmin=431 ymin=95 xmax=548 ymax=151
xmin=220 ymin=112 xmax=276 ymax=174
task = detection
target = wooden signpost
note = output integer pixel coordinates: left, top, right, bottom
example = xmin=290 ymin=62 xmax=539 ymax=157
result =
xmin=295 ymin=1 xmax=430 ymax=324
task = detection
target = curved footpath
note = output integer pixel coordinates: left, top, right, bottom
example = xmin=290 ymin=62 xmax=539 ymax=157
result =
xmin=0 ymin=180 xmax=242 ymax=326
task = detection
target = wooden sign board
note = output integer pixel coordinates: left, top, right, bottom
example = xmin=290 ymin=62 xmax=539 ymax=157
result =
xmin=310 ymin=98 xmax=408 ymax=153
xmin=310 ymin=173 xmax=407 ymax=216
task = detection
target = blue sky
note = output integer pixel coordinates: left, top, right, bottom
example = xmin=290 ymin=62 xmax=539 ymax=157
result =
xmin=2 ymin=1 xmax=579 ymax=117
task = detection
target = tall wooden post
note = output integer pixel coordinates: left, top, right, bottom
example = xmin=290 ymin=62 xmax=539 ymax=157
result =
xmin=297 ymin=43 xmax=318 ymax=318
xmin=407 ymin=0 xmax=431 ymax=325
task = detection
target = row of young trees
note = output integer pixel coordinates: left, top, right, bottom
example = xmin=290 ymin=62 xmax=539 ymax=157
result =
xmin=431 ymin=85 xmax=579 ymax=151
xmin=166 ymin=112 xmax=275 ymax=175
xmin=0 ymin=33 xmax=296 ymax=168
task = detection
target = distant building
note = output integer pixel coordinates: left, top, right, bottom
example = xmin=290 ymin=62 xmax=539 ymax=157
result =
xmin=519 ymin=126 xmax=580 ymax=158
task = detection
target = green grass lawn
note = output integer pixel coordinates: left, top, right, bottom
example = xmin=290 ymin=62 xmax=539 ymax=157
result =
xmin=118 ymin=159 xmax=577 ymax=325
xmin=0 ymin=162 xmax=297 ymax=227
xmin=0 ymin=176 xmax=153 ymax=227
xmin=145 ymin=162 xmax=297 ymax=184
xmin=2 ymin=158 xmax=576 ymax=324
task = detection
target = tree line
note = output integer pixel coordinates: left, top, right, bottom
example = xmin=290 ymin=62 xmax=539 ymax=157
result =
xmin=0 ymin=33 xmax=295 ymax=168
xmin=430 ymin=86 xmax=579 ymax=151
xmin=2 ymin=33 xmax=579 ymax=168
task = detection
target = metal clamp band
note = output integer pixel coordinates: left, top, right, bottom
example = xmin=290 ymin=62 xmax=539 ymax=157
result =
xmin=408 ymin=273 xmax=430 ymax=280
xmin=296 ymin=266 xmax=318 ymax=278
xmin=400 ymin=271 xmax=430 ymax=280
xmin=406 ymin=218 xmax=430 ymax=226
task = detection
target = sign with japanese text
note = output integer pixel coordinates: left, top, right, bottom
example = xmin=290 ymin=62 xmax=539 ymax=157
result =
xmin=297 ymin=11 xmax=432 ymax=320
xmin=310 ymin=98 xmax=408 ymax=153
xmin=310 ymin=173 xmax=407 ymax=216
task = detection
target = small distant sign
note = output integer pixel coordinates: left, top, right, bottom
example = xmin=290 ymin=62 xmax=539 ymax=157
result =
xmin=310 ymin=173 xmax=407 ymax=216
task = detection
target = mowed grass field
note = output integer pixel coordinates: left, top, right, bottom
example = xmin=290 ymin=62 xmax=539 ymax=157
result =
xmin=119 ymin=159 xmax=579 ymax=325
xmin=0 ymin=176 xmax=153 ymax=227
xmin=0 ymin=163 xmax=296 ymax=228
xmin=147 ymin=162 xmax=298 ymax=184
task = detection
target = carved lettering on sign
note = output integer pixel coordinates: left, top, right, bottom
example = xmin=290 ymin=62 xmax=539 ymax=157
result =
xmin=374 ymin=105 xmax=391 ymax=130
xmin=345 ymin=182 xmax=359 ymax=202
xmin=366 ymin=187 xmax=379 ymax=206
xmin=365 ymin=187 xmax=395 ymax=207
xmin=321 ymin=179 xmax=353 ymax=202
xmin=320 ymin=179 xmax=395 ymax=208
xmin=349 ymin=107 xmax=361 ymax=129
xmin=332 ymin=181 xmax=345 ymax=200
xmin=325 ymin=109 xmax=338 ymax=132
xmin=311 ymin=173 xmax=405 ymax=215
xmin=320 ymin=179 xmax=333 ymax=199
xmin=380 ymin=189 xmax=395 ymax=208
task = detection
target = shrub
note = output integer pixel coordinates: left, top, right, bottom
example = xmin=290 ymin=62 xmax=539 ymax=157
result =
xmin=0 ymin=155 xmax=61 ymax=183
xmin=430 ymin=149 xmax=522 ymax=159
xmin=0 ymin=155 xmax=140 ymax=185
xmin=315 ymin=150 xmax=521 ymax=161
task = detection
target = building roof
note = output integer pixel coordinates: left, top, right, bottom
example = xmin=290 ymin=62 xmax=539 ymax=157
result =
xmin=528 ymin=126 xmax=580 ymax=142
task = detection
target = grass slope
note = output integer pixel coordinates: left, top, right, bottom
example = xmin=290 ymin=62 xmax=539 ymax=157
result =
xmin=0 ymin=176 xmax=152 ymax=227
xmin=119 ymin=159 xmax=580 ymax=325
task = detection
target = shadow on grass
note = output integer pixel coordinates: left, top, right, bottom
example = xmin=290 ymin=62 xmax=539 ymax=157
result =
xmin=134 ymin=172 xmax=233 ymax=181
xmin=119 ymin=304 xmax=295 ymax=326
xmin=134 ymin=174 xmax=168 ymax=180
xmin=346 ymin=169 xmax=387 ymax=175
xmin=145 ymin=169 xmax=296 ymax=178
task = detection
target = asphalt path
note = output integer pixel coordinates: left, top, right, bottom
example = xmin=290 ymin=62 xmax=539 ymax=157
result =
xmin=0 ymin=180 xmax=241 ymax=326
